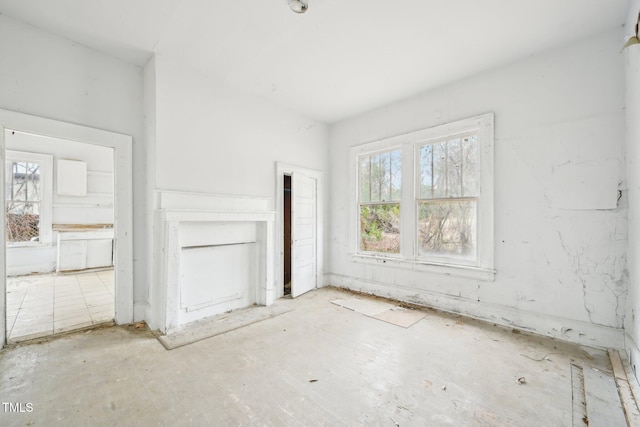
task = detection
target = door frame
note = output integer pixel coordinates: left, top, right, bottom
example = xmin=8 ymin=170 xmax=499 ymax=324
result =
xmin=0 ymin=109 xmax=134 ymax=347
xmin=275 ymin=162 xmax=323 ymax=300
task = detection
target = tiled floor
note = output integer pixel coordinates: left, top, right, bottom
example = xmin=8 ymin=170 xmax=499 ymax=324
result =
xmin=6 ymin=269 xmax=114 ymax=342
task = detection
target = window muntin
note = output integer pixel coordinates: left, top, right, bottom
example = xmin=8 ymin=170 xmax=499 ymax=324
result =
xmin=6 ymin=161 xmax=42 ymax=242
xmin=350 ymin=113 xmax=493 ymax=277
xmin=417 ymin=134 xmax=479 ymax=262
xmin=4 ymin=150 xmax=53 ymax=246
xmin=358 ymin=149 xmax=401 ymax=254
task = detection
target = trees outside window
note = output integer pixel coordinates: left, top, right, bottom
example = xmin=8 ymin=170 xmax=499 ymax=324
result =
xmin=417 ymin=134 xmax=478 ymax=261
xmin=351 ymin=113 xmax=494 ymax=276
xmin=6 ymin=161 xmax=42 ymax=242
xmin=4 ymin=150 xmax=53 ymax=245
xmin=358 ymin=150 xmax=401 ymax=253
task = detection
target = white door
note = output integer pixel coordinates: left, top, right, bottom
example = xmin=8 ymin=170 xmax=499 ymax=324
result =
xmin=291 ymin=172 xmax=317 ymax=298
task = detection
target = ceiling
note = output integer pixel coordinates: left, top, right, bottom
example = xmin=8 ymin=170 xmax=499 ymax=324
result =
xmin=0 ymin=0 xmax=630 ymax=123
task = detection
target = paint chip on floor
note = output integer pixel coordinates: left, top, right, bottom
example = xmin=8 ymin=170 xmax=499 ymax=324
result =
xmin=332 ymin=298 xmax=426 ymax=328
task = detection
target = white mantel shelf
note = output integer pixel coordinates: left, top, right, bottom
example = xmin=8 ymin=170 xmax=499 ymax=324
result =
xmin=159 ymin=209 xmax=275 ymax=222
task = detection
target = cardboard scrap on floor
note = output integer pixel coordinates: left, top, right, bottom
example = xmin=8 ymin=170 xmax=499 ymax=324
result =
xmin=331 ymin=298 xmax=395 ymax=316
xmin=331 ymin=298 xmax=426 ymax=328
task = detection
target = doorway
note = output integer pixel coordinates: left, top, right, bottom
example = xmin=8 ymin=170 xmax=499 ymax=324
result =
xmin=5 ymin=129 xmax=116 ymax=342
xmin=0 ymin=109 xmax=133 ymax=348
xmin=276 ymin=162 xmax=323 ymax=300
xmin=283 ymin=175 xmax=292 ymax=296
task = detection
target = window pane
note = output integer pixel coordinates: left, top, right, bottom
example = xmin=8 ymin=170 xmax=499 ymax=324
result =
xmin=6 ymin=161 xmax=42 ymax=243
xmin=432 ymin=141 xmax=446 ymax=198
xmin=26 ymin=163 xmax=41 ymax=201
xmin=12 ymin=162 xmax=27 ymax=201
xmin=462 ymin=135 xmax=479 ymax=196
xmin=380 ymin=152 xmax=391 ymax=202
xmin=370 ymin=154 xmax=381 ymax=202
xmin=7 ymin=202 xmax=24 ymax=215
xmin=390 ymin=150 xmax=401 ymax=201
xmin=447 ymin=139 xmax=462 ymax=197
xmin=5 ymin=161 xmax=11 ymax=201
xmin=359 ymin=157 xmax=371 ymax=202
xmin=360 ymin=204 xmax=400 ymax=254
xmin=6 ymin=203 xmax=40 ymax=242
xmin=7 ymin=202 xmax=39 ymax=215
xmin=417 ymin=199 xmax=477 ymax=259
xmin=420 ymin=145 xmax=432 ymax=198
xmin=29 ymin=202 xmax=40 ymax=215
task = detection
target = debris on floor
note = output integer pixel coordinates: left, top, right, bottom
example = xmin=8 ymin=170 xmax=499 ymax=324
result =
xmin=520 ymin=352 xmax=561 ymax=362
xmin=517 ymin=377 xmax=526 ymax=385
xmin=331 ymin=297 xmax=426 ymax=328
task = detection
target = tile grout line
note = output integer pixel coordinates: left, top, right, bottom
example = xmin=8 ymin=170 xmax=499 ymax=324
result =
xmin=76 ymin=273 xmax=93 ymax=325
xmin=95 ymin=270 xmax=116 ymax=322
xmin=7 ymin=283 xmax=29 ymax=340
xmin=10 ymin=271 xmax=115 ymax=338
xmin=52 ymin=274 xmax=57 ymax=326
xmin=98 ymin=270 xmax=115 ymax=296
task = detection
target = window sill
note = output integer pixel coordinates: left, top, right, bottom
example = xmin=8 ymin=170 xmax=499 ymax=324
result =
xmin=349 ymin=253 xmax=496 ymax=282
xmin=7 ymin=242 xmax=54 ymax=249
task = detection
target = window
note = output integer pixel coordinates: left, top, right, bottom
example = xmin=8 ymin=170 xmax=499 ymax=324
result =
xmin=417 ymin=134 xmax=478 ymax=261
xmin=350 ymin=113 xmax=494 ymax=280
xmin=358 ymin=149 xmax=401 ymax=254
xmin=6 ymin=161 xmax=41 ymax=242
xmin=5 ymin=150 xmax=53 ymax=245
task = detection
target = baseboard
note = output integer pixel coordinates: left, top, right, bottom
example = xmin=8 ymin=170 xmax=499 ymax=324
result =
xmin=327 ymin=273 xmax=624 ymax=350
xmin=626 ymin=333 xmax=640 ymax=387
xmin=7 ymin=263 xmax=56 ymax=276
xmin=134 ymin=302 xmax=150 ymax=324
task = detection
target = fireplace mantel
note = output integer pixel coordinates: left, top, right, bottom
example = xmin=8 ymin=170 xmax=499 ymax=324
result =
xmin=152 ymin=191 xmax=276 ymax=334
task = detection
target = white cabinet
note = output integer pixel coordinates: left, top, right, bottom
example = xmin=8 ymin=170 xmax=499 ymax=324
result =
xmin=56 ymin=228 xmax=114 ymax=272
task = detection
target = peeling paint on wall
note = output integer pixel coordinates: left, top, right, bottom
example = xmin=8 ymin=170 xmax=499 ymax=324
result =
xmin=329 ymin=29 xmax=627 ymax=348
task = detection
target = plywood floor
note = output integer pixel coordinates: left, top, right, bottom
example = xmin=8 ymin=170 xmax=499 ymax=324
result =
xmin=0 ymin=287 xmax=627 ymax=426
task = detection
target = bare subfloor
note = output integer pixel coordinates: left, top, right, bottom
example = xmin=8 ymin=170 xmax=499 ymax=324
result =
xmin=0 ymin=287 xmax=622 ymax=426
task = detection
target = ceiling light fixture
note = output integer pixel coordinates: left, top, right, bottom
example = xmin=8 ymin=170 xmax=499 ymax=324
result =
xmin=289 ymin=0 xmax=308 ymax=14
xmin=622 ymin=11 xmax=640 ymax=52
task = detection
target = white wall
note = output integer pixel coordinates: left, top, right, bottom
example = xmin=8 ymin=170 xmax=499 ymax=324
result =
xmin=145 ymin=56 xmax=328 ymax=329
xmin=625 ymin=0 xmax=640 ymax=378
xmin=5 ymin=131 xmax=114 ymax=276
xmin=329 ymin=29 xmax=626 ymax=348
xmin=7 ymin=131 xmax=114 ymax=224
xmin=153 ymin=56 xmax=327 ymax=198
xmin=0 ymin=16 xmax=146 ymax=302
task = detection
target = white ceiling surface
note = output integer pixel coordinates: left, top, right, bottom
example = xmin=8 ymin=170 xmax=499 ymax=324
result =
xmin=0 ymin=0 xmax=629 ymax=123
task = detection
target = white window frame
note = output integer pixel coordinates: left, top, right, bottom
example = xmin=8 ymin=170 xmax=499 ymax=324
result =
xmin=349 ymin=113 xmax=495 ymax=281
xmin=356 ymin=146 xmax=403 ymax=257
xmin=5 ymin=149 xmax=53 ymax=246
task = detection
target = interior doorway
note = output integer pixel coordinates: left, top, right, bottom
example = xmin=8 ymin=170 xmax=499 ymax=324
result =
xmin=4 ymin=129 xmax=116 ymax=343
xmin=0 ymin=109 xmax=134 ymax=348
xmin=283 ymin=175 xmax=292 ymax=296
xmin=276 ymin=162 xmax=323 ymax=301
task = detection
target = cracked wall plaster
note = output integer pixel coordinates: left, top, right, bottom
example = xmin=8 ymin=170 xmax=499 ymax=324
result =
xmin=329 ymin=29 xmax=627 ymax=345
